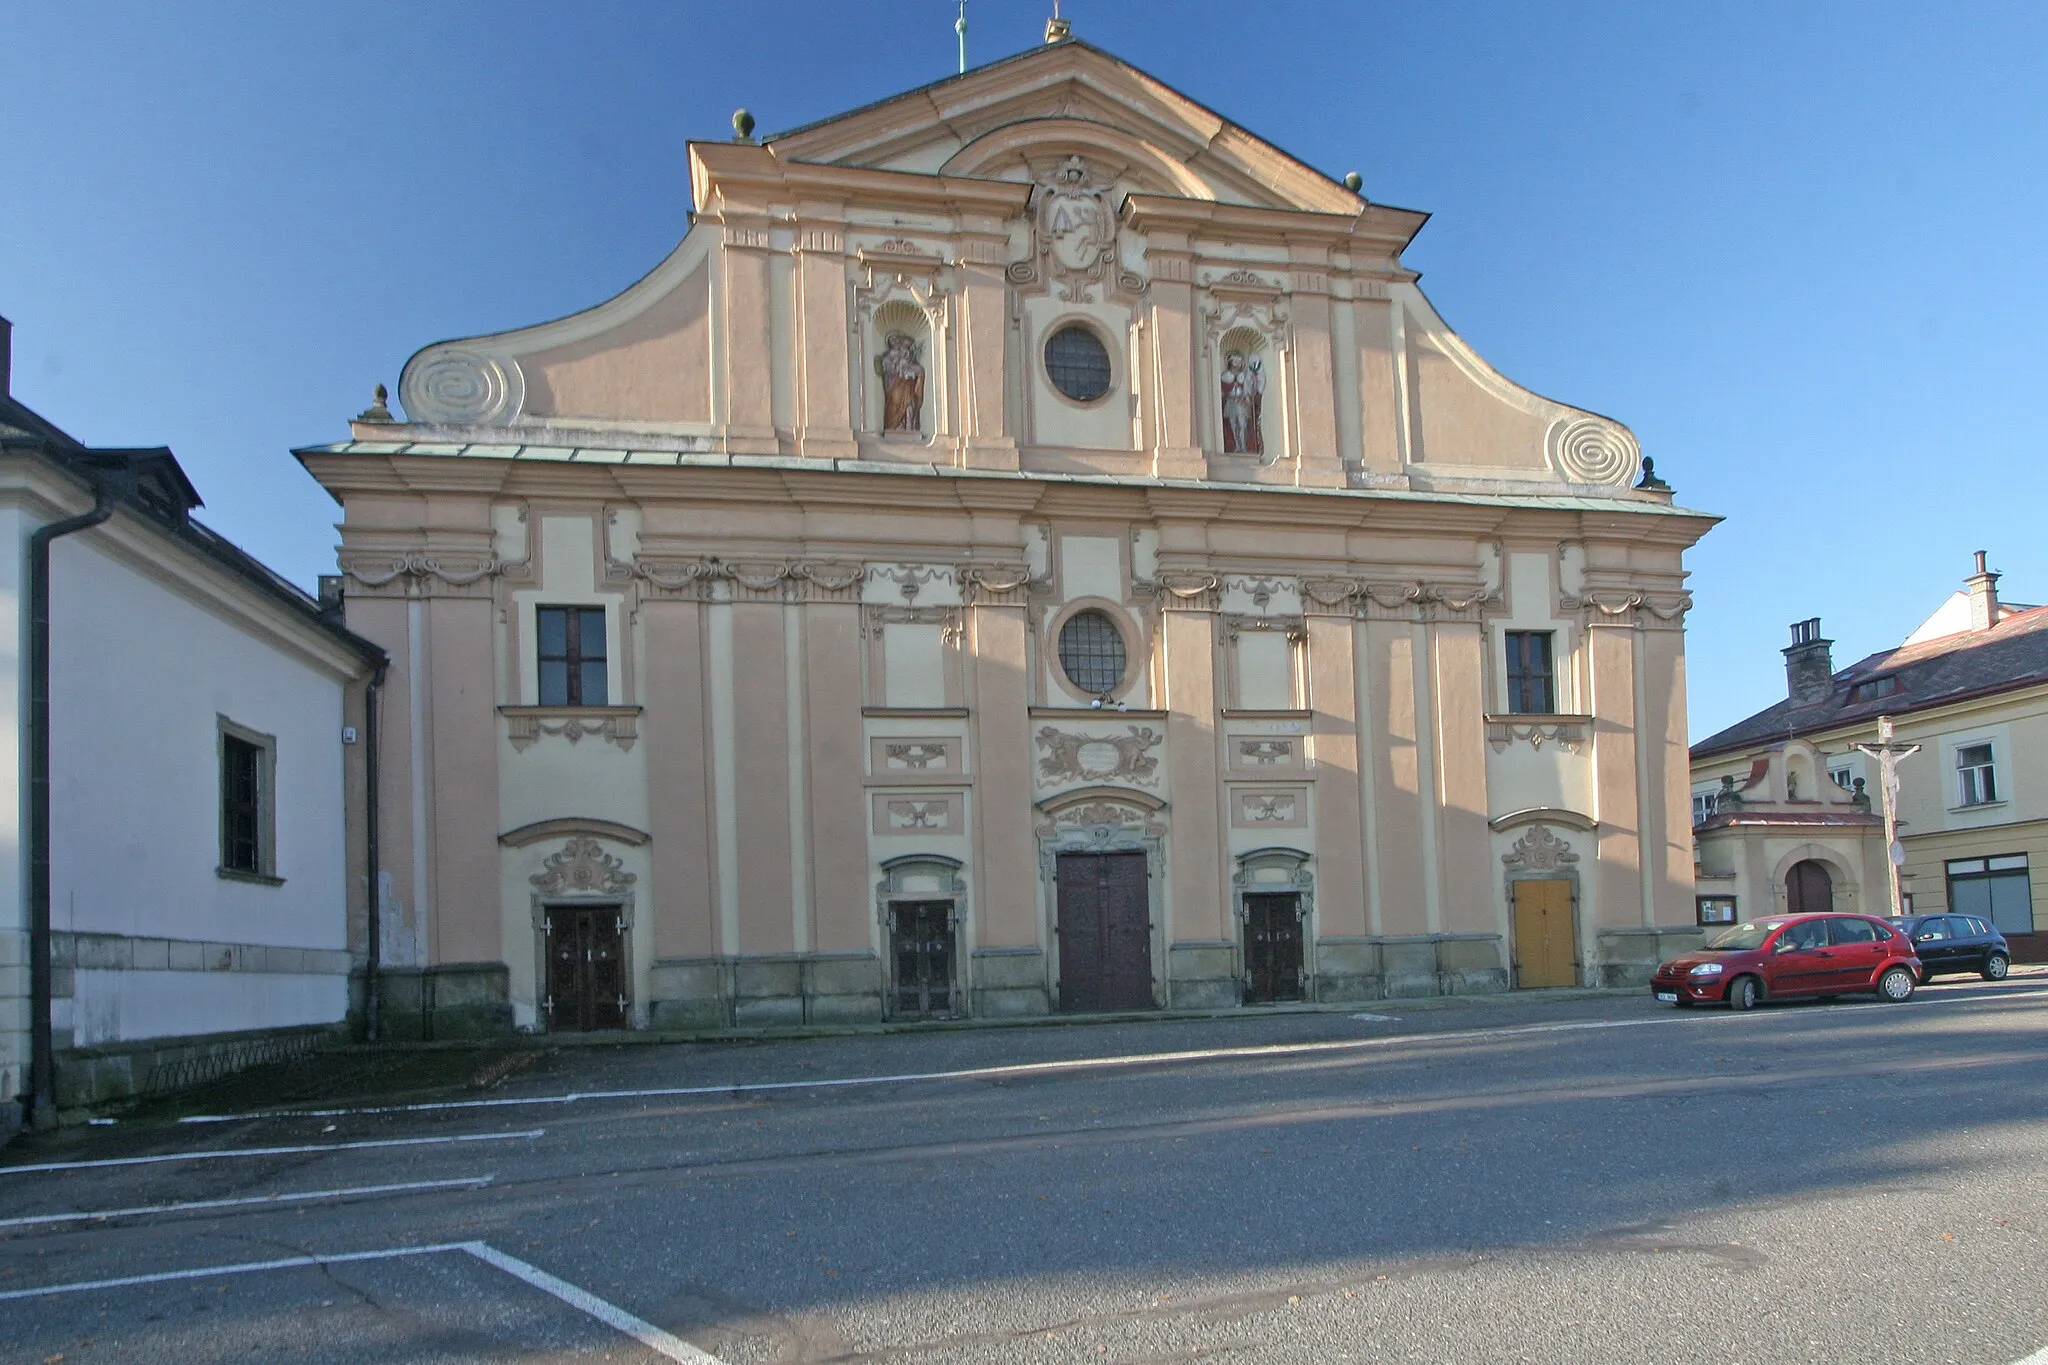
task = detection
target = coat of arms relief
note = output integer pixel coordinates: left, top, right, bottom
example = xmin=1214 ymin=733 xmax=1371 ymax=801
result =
xmin=1010 ymin=156 xmax=1144 ymax=302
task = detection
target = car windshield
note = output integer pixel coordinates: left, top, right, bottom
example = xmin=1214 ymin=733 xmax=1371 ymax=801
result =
xmin=1703 ymin=922 xmax=1774 ymax=950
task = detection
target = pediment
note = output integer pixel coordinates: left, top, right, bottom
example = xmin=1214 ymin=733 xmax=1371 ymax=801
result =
xmin=768 ymin=40 xmax=1360 ymax=213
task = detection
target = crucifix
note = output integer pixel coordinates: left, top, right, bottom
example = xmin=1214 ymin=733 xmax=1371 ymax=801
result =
xmin=1853 ymin=714 xmax=1921 ymax=918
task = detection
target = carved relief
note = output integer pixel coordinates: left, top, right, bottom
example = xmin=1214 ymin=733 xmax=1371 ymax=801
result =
xmin=864 ymin=604 xmax=965 ymax=641
xmin=955 ymin=562 xmax=1035 ymax=607
xmin=1138 ymin=570 xmax=1221 ymax=612
xmin=400 ymin=347 xmax=524 ymax=426
xmin=1221 ymin=614 xmax=1308 ymax=646
xmin=1486 ymin=717 xmax=1588 ymax=753
xmin=530 ymin=837 xmax=636 ymax=897
xmin=1036 ymin=725 xmax=1163 ymax=786
xmin=623 ymin=557 xmax=864 ymax=603
xmin=341 ymin=550 xmax=531 ymax=597
xmin=1030 ymin=156 xmax=1121 ymax=302
xmin=885 ymin=741 xmax=948 ymax=770
xmin=504 ymin=707 xmax=640 ymax=753
xmin=1502 ymin=824 xmax=1579 ymax=873
xmin=1233 ymin=737 xmax=1298 ymax=769
xmin=872 ymin=791 xmax=964 ymax=835
xmin=1561 ymin=591 xmax=1693 ymax=628
xmin=868 ymin=564 xmax=954 ymax=603
xmin=1545 ymin=416 xmax=1642 ymax=486
xmin=1230 ymin=787 xmax=1308 ymax=829
xmin=1035 ymin=794 xmax=1168 ymax=840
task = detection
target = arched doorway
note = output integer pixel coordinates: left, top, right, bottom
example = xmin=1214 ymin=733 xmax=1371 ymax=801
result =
xmin=1787 ymin=859 xmax=1835 ymax=914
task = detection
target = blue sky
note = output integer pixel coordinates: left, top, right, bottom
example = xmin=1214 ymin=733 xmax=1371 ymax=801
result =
xmin=4 ymin=1 xmax=2044 ymax=739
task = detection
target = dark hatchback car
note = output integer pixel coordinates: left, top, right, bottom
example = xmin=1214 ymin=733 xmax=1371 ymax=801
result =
xmin=1898 ymin=912 xmax=2011 ymax=981
xmin=1651 ymin=912 xmax=1921 ymax=1009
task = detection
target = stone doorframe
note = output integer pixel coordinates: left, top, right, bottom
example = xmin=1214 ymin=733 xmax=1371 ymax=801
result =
xmin=1498 ymin=817 xmax=1588 ymax=988
xmin=526 ymin=834 xmax=640 ymax=1028
xmin=875 ymin=854 xmax=968 ymax=1019
xmin=1767 ymin=843 xmax=1860 ymax=915
xmin=1033 ymin=786 xmax=1169 ymax=1010
xmin=1232 ymin=846 xmax=1315 ymax=999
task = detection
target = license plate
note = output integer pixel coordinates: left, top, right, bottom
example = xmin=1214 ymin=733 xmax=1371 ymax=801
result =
xmin=1654 ymin=991 xmax=1678 ymax=1003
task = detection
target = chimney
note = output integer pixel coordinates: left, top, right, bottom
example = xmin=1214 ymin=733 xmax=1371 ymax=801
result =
xmin=1966 ymin=550 xmax=2001 ymax=632
xmin=1783 ymin=617 xmax=1835 ymax=705
xmin=0 ymin=314 xmax=12 ymax=397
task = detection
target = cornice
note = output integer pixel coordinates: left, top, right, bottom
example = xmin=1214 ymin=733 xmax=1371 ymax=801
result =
xmin=1122 ymin=193 xmax=1426 ymax=256
xmin=689 ymin=141 xmax=1033 ymax=221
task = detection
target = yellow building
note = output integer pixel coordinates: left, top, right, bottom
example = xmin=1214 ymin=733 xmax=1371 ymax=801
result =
xmin=298 ymin=33 xmax=1716 ymax=1035
xmin=1692 ymin=553 xmax=2048 ymax=959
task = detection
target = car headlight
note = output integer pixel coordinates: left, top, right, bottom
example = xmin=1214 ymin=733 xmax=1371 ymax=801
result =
xmin=1689 ymin=963 xmax=1725 ymax=976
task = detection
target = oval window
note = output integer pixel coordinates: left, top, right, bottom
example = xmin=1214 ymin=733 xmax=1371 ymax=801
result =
xmin=1043 ymin=325 xmax=1113 ymax=402
xmin=1058 ymin=609 xmax=1127 ymax=695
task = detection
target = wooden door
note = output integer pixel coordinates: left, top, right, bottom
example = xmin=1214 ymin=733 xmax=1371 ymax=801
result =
xmin=544 ymin=904 xmax=627 ymax=1032
xmin=1786 ymin=860 xmax=1834 ymax=914
xmin=1243 ymin=893 xmax=1305 ymax=1003
xmin=889 ymin=900 xmax=957 ymax=1018
xmin=1056 ymin=852 xmax=1153 ymax=1012
xmin=1512 ymin=879 xmax=1577 ymax=988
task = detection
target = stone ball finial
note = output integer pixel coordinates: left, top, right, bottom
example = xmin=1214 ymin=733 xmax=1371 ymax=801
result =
xmin=732 ymin=108 xmax=757 ymax=142
xmin=1343 ymin=171 xmax=1363 ymax=193
xmin=1634 ymin=455 xmax=1672 ymax=492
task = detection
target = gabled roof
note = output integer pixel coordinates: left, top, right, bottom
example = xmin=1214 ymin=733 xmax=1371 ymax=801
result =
xmin=765 ymin=37 xmax=1370 ymax=215
xmin=0 ymin=387 xmax=382 ymax=666
xmin=1693 ymin=604 xmax=2048 ymax=758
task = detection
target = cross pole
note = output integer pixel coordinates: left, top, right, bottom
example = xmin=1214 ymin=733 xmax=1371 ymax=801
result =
xmin=1852 ymin=715 xmax=1921 ymax=918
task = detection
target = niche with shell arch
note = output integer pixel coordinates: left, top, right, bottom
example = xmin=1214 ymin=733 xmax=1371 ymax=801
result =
xmin=1213 ymin=324 xmax=1282 ymax=462
xmin=867 ymin=299 xmax=937 ymax=441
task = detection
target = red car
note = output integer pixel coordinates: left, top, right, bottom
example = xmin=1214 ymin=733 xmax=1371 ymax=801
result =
xmin=1651 ymin=912 xmax=1922 ymax=1010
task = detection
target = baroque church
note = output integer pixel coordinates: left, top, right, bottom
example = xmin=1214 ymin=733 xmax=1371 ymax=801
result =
xmin=300 ymin=31 xmax=1716 ymax=1035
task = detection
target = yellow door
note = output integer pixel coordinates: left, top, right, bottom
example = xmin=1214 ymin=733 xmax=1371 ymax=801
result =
xmin=1513 ymin=879 xmax=1577 ymax=988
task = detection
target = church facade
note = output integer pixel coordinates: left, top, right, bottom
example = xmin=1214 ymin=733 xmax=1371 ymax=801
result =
xmin=300 ymin=36 xmax=1715 ymax=1035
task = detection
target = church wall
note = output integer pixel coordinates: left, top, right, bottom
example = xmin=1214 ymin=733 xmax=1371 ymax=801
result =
xmin=521 ymin=263 xmax=714 ymax=425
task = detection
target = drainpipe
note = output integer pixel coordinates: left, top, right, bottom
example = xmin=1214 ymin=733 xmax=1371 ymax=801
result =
xmin=25 ymin=485 xmax=115 ymax=1130
xmin=362 ymin=661 xmax=386 ymax=1041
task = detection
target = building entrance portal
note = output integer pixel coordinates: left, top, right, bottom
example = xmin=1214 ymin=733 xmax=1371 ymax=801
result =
xmin=1242 ymin=893 xmax=1305 ymax=1003
xmin=543 ymin=904 xmax=627 ymax=1032
xmin=1511 ymin=879 xmax=1577 ymax=988
xmin=1055 ymin=851 xmax=1153 ymax=1012
xmin=888 ymin=900 xmax=957 ymax=1019
xmin=1787 ymin=859 xmax=1835 ymax=914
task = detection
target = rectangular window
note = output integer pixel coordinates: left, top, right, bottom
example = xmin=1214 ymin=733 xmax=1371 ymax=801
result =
xmin=1504 ymin=631 xmax=1556 ymax=715
xmin=1697 ymin=896 xmax=1737 ymax=925
xmin=1829 ymin=766 xmax=1853 ymax=790
xmin=1692 ymin=791 xmax=1718 ymax=826
xmin=1956 ymin=742 xmax=1997 ymax=806
xmin=1946 ymin=854 xmax=2032 ymax=937
xmin=218 ymin=720 xmax=277 ymax=882
xmin=537 ymin=606 xmax=608 ymax=707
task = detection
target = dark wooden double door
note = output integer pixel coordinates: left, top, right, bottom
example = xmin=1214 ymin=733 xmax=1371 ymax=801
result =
xmin=889 ymin=900 xmax=957 ymax=1018
xmin=544 ymin=904 xmax=627 ymax=1032
xmin=1056 ymin=852 xmax=1154 ymax=1012
xmin=1243 ymin=894 xmax=1305 ymax=1003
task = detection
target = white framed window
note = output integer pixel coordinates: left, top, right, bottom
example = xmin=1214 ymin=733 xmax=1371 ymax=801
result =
xmin=1692 ymin=790 xmax=1718 ymax=826
xmin=1956 ymin=742 xmax=1998 ymax=807
xmin=1829 ymin=766 xmax=1853 ymax=790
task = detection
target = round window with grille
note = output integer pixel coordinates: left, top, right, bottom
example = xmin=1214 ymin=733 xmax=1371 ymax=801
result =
xmin=1043 ymin=325 xmax=1113 ymax=402
xmin=1057 ymin=609 xmax=1127 ymax=695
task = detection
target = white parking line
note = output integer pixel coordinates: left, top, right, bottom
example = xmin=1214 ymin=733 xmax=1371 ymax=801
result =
xmin=176 ymin=984 xmax=2048 ymax=1126
xmin=0 ymin=1129 xmax=543 ymax=1174
xmin=0 ymin=1240 xmax=726 ymax=1362
xmin=0 ymin=1176 xmax=492 ymax=1229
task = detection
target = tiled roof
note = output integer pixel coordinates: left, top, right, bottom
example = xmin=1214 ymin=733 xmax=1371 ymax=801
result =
xmin=1692 ymin=605 xmax=2048 ymax=758
xmin=1 ymin=395 xmax=383 ymax=666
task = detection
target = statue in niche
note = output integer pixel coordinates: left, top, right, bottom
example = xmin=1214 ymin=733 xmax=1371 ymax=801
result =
xmin=1220 ymin=350 xmax=1265 ymax=455
xmin=876 ymin=331 xmax=926 ymax=434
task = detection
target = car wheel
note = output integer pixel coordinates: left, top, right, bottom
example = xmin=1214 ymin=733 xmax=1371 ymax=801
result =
xmin=1983 ymin=953 xmax=2010 ymax=982
xmin=1876 ymin=966 xmax=1915 ymax=1003
xmin=1728 ymin=975 xmax=1760 ymax=1011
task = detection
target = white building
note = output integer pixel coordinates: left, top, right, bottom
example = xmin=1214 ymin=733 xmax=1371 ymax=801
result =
xmin=0 ymin=316 xmax=383 ymax=1126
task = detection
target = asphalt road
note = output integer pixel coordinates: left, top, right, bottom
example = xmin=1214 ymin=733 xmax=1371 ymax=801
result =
xmin=2 ymin=975 xmax=2045 ymax=1364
